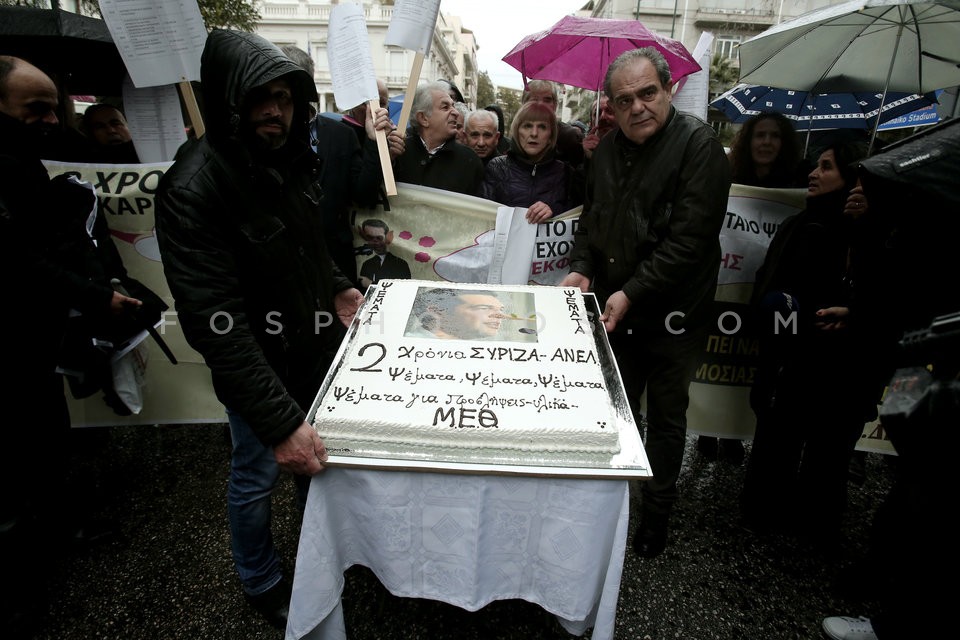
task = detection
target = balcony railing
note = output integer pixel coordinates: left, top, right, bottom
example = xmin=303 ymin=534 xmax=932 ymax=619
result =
xmin=261 ymin=3 xmax=392 ymax=22
xmin=695 ymin=7 xmax=776 ymax=27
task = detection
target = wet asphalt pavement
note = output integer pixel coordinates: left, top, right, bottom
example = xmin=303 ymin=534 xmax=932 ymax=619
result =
xmin=28 ymin=424 xmax=892 ymax=640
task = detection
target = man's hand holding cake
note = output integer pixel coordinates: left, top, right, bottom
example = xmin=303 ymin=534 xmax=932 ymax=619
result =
xmin=275 ymin=422 xmax=330 ymax=475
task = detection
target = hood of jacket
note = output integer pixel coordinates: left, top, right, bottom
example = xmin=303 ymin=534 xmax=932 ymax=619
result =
xmin=200 ymin=29 xmax=318 ymax=148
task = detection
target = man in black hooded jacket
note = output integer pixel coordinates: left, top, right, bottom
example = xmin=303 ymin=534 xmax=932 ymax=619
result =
xmin=155 ymin=30 xmax=388 ymax=628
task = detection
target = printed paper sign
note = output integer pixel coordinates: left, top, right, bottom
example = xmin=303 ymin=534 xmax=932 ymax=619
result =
xmin=385 ymin=0 xmax=442 ymax=55
xmin=100 ymin=0 xmax=206 ymax=87
xmin=328 ymin=3 xmax=380 ymax=110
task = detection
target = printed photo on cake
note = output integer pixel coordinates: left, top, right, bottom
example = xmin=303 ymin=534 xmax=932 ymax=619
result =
xmin=403 ymin=286 xmax=538 ymax=343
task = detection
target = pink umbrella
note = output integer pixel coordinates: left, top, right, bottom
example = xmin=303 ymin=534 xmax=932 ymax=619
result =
xmin=502 ymin=15 xmax=701 ymax=92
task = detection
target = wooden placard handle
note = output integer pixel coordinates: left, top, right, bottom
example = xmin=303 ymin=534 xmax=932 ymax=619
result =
xmin=178 ymin=80 xmax=204 ymax=138
xmin=396 ymin=51 xmax=424 ymax=135
xmin=371 ymin=99 xmax=397 ymax=196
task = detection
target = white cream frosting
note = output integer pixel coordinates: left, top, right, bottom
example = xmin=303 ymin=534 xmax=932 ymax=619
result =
xmin=314 ymin=280 xmax=620 ymax=461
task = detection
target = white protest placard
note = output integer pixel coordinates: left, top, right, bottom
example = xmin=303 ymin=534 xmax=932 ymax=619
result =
xmin=329 ymin=3 xmax=396 ymax=195
xmin=122 ymin=76 xmax=188 ymax=163
xmin=328 ymin=3 xmax=379 ymax=110
xmin=99 ymin=0 xmax=206 ymax=88
xmin=673 ymin=31 xmax=714 ymax=121
xmin=385 ymin=0 xmax=442 ymax=133
xmin=385 ymin=0 xmax=441 ymax=55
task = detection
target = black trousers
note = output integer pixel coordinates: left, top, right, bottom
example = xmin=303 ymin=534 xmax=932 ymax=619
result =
xmin=741 ymin=372 xmax=865 ymax=534
xmin=1 ymin=368 xmax=70 ymax=628
xmin=608 ymin=326 xmax=706 ymax=516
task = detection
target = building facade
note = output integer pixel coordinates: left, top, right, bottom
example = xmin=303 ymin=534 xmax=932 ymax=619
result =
xmin=587 ymin=0 xmax=837 ymax=64
xmin=580 ymin=0 xmax=837 ymax=112
xmin=256 ymin=0 xmax=478 ymax=113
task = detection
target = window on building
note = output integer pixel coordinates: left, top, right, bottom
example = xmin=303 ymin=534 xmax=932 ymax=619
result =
xmin=387 ymin=50 xmax=407 ymax=83
xmin=715 ymin=36 xmax=742 ymax=61
xmin=316 ymin=49 xmax=329 ymax=76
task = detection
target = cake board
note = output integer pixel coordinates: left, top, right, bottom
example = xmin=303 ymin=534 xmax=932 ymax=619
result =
xmin=308 ymin=283 xmax=652 ymax=480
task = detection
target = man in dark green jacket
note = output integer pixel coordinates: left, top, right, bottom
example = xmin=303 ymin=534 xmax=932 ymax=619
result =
xmin=155 ymin=30 xmax=380 ymax=629
xmin=562 ymin=48 xmax=731 ymax=558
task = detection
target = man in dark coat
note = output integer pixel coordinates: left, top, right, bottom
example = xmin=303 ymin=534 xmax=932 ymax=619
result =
xmin=0 ymin=55 xmax=143 ymax=634
xmin=464 ymin=109 xmax=501 ymax=167
xmin=393 ymin=81 xmax=483 ymax=195
xmin=154 ymin=30 xmax=379 ymax=629
xmin=562 ymin=48 xmax=731 ymax=559
xmin=280 ymin=45 xmax=403 ymax=284
xmin=79 ymin=103 xmax=141 ymax=164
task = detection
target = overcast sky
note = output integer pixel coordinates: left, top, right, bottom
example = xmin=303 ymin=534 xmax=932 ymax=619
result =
xmin=439 ymin=0 xmax=587 ymax=90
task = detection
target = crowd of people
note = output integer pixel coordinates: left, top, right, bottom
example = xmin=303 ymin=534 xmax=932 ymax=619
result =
xmin=1 ymin=27 xmax=954 ymax=640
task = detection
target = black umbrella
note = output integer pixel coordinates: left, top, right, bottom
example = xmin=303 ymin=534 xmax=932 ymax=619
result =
xmin=0 ymin=4 xmax=127 ymax=96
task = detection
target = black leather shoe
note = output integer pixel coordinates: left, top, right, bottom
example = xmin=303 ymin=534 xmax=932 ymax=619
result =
xmin=695 ymin=435 xmax=719 ymax=461
xmin=632 ymin=511 xmax=669 ymax=558
xmin=245 ymin=580 xmax=291 ymax=630
xmin=717 ymin=439 xmax=745 ymax=465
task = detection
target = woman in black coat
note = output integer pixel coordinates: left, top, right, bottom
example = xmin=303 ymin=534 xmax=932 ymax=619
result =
xmin=480 ymin=101 xmax=582 ymax=224
xmin=740 ymin=139 xmax=878 ymax=547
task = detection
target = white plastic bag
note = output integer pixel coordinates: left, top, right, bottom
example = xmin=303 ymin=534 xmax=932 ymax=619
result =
xmin=111 ymin=340 xmax=149 ymax=414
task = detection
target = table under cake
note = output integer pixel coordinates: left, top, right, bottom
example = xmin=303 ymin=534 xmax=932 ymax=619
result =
xmin=284 ymin=467 xmax=630 ymax=640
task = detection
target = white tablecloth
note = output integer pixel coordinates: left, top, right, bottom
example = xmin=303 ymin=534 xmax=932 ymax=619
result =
xmin=285 ymin=467 xmax=630 ymax=640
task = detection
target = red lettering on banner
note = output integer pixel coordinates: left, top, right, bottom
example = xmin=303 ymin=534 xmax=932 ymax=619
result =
xmin=720 ymin=253 xmax=743 ymax=270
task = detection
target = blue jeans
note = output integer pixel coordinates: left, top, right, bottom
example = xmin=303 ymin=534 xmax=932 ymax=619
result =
xmin=226 ymin=409 xmax=284 ymax=597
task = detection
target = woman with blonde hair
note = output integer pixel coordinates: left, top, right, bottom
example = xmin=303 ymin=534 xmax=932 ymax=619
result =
xmin=480 ymin=101 xmax=582 ymax=224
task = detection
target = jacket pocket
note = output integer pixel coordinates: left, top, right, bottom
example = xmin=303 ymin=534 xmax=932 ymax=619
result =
xmin=239 ymin=216 xmax=297 ymax=271
xmin=240 ymin=215 xmax=286 ymax=244
xmin=239 ymin=215 xmax=305 ymax=303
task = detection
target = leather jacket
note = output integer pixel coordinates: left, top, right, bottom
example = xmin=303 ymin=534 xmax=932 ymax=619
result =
xmin=155 ymin=30 xmax=355 ymax=445
xmin=569 ymin=106 xmax=731 ymax=332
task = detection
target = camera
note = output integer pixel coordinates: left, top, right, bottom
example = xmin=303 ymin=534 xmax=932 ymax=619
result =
xmin=896 ymin=310 xmax=960 ymax=370
xmin=879 ymin=311 xmax=960 ymax=456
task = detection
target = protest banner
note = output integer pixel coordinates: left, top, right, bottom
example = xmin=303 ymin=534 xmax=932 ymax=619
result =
xmin=44 ymin=162 xmax=894 ymax=452
xmin=345 ymin=182 xmax=893 ymax=454
xmin=45 ymin=161 xmax=222 ymax=426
